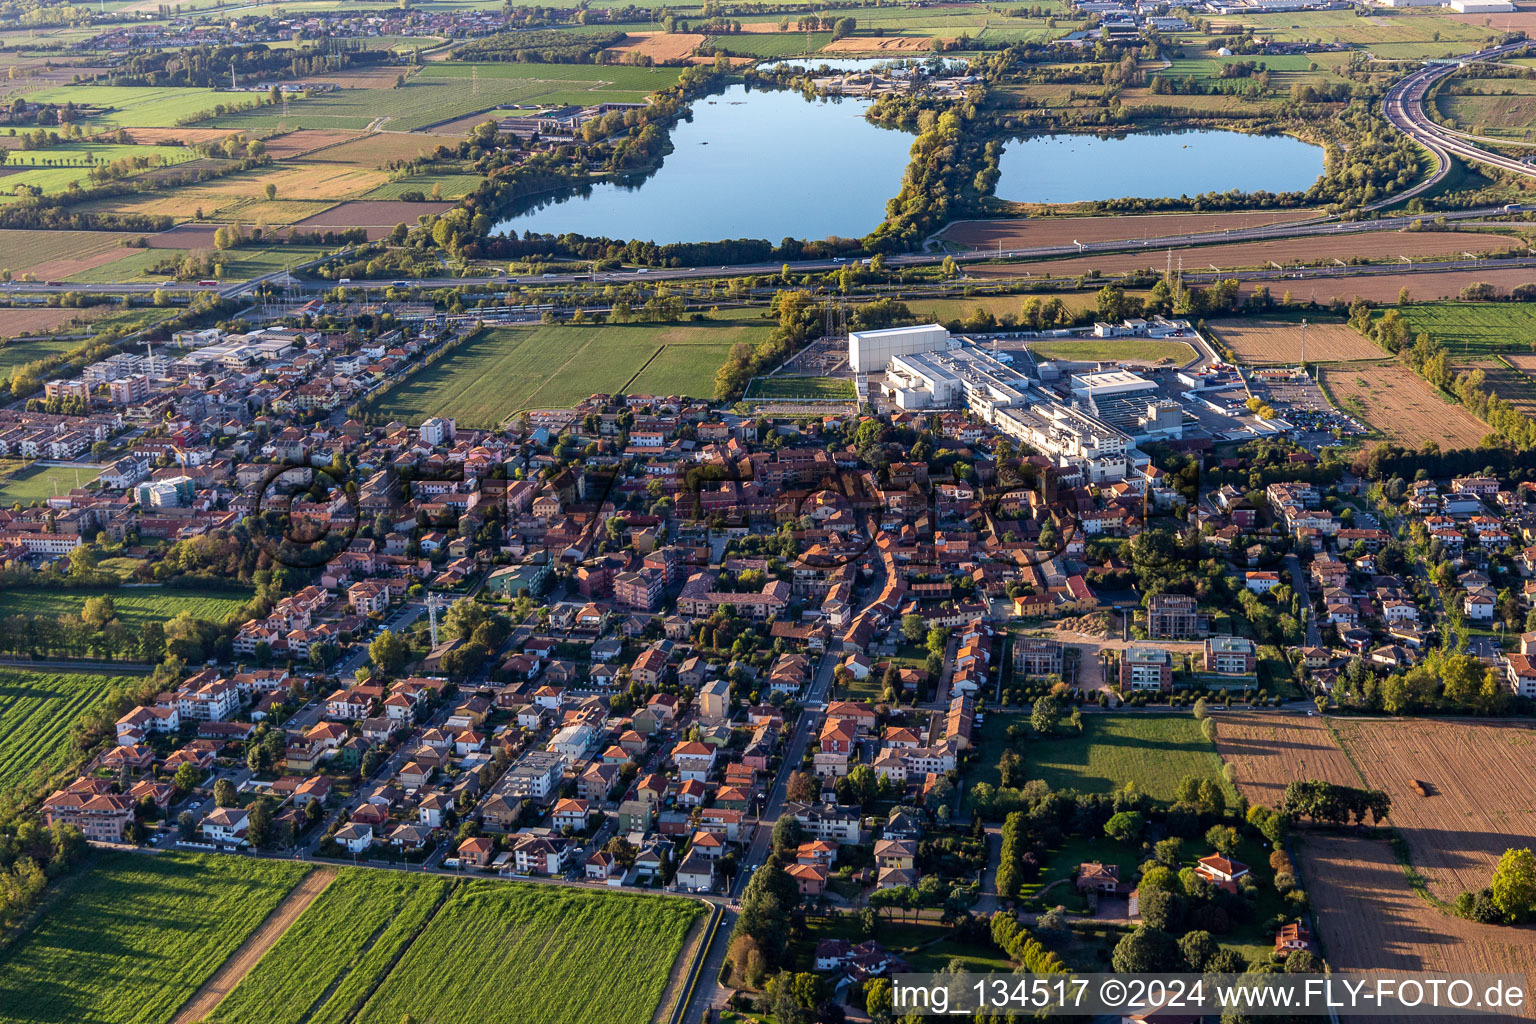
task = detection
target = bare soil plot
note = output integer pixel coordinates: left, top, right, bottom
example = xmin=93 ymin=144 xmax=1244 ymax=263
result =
xmin=938 ymin=209 xmax=1320 ymax=249
xmin=1210 ymin=712 xmax=1360 ymax=806
xmin=964 ymin=231 xmax=1523 ymax=279
xmin=300 ymin=132 xmax=453 ymax=167
xmin=1318 ymin=363 xmax=1489 ymax=449
xmin=296 ymin=199 xmax=454 ymax=232
xmin=1446 ymin=9 xmax=1536 ymax=28
xmin=260 ymin=129 xmax=365 ymax=159
xmin=1250 ymin=267 xmax=1536 ymax=305
xmin=0 ymin=306 xmax=98 ymax=338
xmin=145 ymin=222 xmax=222 ymax=249
xmin=1303 ymin=834 xmax=1536 ymax=1000
xmin=168 ymin=867 xmax=336 ymax=1024
xmin=1208 ymin=318 xmax=1387 ymax=364
xmin=0 ymin=228 xmax=125 ymax=276
xmin=823 ymin=35 xmax=941 ymax=51
xmin=603 ymin=32 xmax=705 ymax=63
xmin=1331 ymin=718 xmax=1536 ymax=901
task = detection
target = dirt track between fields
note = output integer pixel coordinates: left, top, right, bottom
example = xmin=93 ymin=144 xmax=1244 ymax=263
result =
xmin=168 ymin=867 xmax=335 ymax=1024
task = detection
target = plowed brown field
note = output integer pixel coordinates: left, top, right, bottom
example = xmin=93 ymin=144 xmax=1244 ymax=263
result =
xmin=1250 ymin=267 xmax=1536 ymax=305
xmin=1303 ymin=834 xmax=1536 ymax=1015
xmin=963 ymin=231 xmax=1523 ymax=279
xmin=1209 ymin=319 xmax=1387 ymax=364
xmin=1319 ymin=363 xmax=1489 ymax=449
xmin=1211 ymin=712 xmax=1359 ymax=806
xmin=603 ymin=32 xmax=705 ymax=62
xmin=1332 ymin=718 xmax=1536 ymax=901
xmin=823 ymin=36 xmax=940 ymax=51
xmin=938 ymin=210 xmax=1321 ymax=249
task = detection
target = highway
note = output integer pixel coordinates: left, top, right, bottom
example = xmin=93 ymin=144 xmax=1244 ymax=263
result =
xmin=1380 ymin=40 xmax=1536 ymax=205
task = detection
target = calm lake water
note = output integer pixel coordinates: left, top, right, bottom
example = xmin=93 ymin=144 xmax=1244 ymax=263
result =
xmin=993 ymin=130 xmax=1325 ymax=204
xmin=494 ymin=85 xmax=913 ymax=244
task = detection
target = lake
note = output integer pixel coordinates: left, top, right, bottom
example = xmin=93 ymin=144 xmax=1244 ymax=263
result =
xmin=993 ymin=130 xmax=1325 ymax=204
xmin=493 ymin=84 xmax=913 ymax=244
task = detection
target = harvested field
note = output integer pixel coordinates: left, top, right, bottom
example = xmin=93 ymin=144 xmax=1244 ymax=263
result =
xmin=288 ymin=67 xmax=413 ymax=90
xmin=300 ymin=131 xmax=453 ymax=167
xmin=27 ymin=247 xmax=134 ymax=281
xmin=937 ymin=209 xmax=1321 ymax=249
xmin=0 ymin=228 xmax=125 ymax=275
xmin=1472 ymin=358 xmax=1536 ymax=414
xmin=1210 ymin=712 xmax=1359 ymax=806
xmin=1331 ymin=718 xmax=1536 ymax=902
xmin=169 ymin=869 xmax=338 ymax=1024
xmin=602 ymin=32 xmax=705 ymax=62
xmin=1318 ymin=363 xmax=1488 ymax=449
xmin=295 ymin=199 xmax=454 ymax=237
xmin=116 ymin=127 xmax=241 ymax=146
xmin=1302 ymin=834 xmax=1536 ymax=1007
xmin=1208 ymin=318 xmax=1386 ymax=364
xmin=260 ymin=129 xmax=364 ymax=159
xmin=823 ymin=35 xmax=941 ymax=51
xmin=963 ymin=231 xmax=1523 ymax=280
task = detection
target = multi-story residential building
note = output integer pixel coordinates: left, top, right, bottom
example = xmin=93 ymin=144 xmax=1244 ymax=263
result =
xmin=1012 ymin=637 xmax=1063 ymax=677
xmin=504 ymin=750 xmax=565 ymax=801
xmin=1203 ymin=636 xmax=1257 ymax=676
xmin=1120 ymin=646 xmax=1173 ymax=693
xmin=1146 ymin=593 xmax=1207 ymax=639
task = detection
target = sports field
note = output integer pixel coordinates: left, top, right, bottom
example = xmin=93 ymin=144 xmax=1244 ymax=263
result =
xmin=743 ymin=375 xmax=857 ymax=400
xmin=1025 ymin=339 xmax=1196 ymax=364
xmin=1020 ymin=713 xmax=1236 ymax=805
xmin=0 ymin=669 xmax=131 ymax=791
xmin=0 ymin=852 xmax=311 ymax=1024
xmin=0 ymin=586 xmax=252 ymax=627
xmin=366 ymin=320 xmax=764 ymax=424
xmin=0 ymin=461 xmax=100 ymax=504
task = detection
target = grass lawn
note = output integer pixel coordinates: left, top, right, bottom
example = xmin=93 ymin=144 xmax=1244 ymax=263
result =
xmin=365 ymin=319 xmax=765 ymax=425
xmin=1392 ymin=301 xmax=1536 ymax=359
xmin=1016 ymin=713 xmax=1236 ymax=805
xmin=0 ymin=585 xmax=253 ymax=627
xmin=0 ymin=336 xmax=83 ymax=374
xmin=1026 ymin=339 xmax=1196 ymax=363
xmin=0 ymin=669 xmax=132 ymax=791
xmin=792 ymin=914 xmax=1009 ymax=974
xmin=1021 ymin=833 xmax=1140 ymax=909
xmin=348 ymin=880 xmax=703 ymax=1024
xmin=0 ymin=852 xmax=311 ymax=1024
xmin=743 ymin=375 xmax=856 ymax=401
xmin=0 ymin=461 xmax=100 ymax=504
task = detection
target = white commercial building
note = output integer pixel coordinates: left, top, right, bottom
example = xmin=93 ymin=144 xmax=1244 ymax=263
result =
xmin=1448 ymin=0 xmax=1513 ymax=11
xmin=848 ymin=323 xmax=952 ymax=374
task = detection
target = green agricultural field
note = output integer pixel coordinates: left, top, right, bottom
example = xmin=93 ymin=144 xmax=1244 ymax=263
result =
xmin=1026 ymin=339 xmax=1196 ymax=363
xmin=0 ymin=585 xmax=254 ymax=627
xmin=0 ymin=336 xmax=82 ymax=374
xmin=1393 ymin=301 xmax=1536 ymax=358
xmin=0 ymin=852 xmax=311 ymax=1024
xmin=1206 ymin=9 xmax=1492 ymax=59
xmin=366 ymin=319 xmax=764 ymax=425
xmin=743 ymin=375 xmax=857 ymax=400
xmin=0 ymin=670 xmax=130 ymax=792
xmin=706 ymin=32 xmax=833 ymax=57
xmin=366 ymin=173 xmax=485 ymax=200
xmin=19 ymin=85 xmax=228 ymax=127
xmin=1020 ymin=713 xmax=1236 ymax=805
xmin=210 ymin=872 xmax=453 ymax=1024
xmin=351 ymin=881 xmax=703 ymax=1024
xmin=0 ymin=461 xmax=101 ymax=504
xmin=0 ymin=143 xmax=192 ymax=202
xmin=199 ymin=64 xmax=671 ymax=133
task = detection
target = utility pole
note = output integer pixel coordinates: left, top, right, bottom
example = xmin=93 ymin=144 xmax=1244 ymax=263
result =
xmin=1300 ymin=318 xmax=1307 ymax=372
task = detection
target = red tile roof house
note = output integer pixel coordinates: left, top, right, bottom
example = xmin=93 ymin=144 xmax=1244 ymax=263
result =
xmin=457 ymin=836 xmax=495 ymax=869
xmin=1194 ymin=854 xmax=1250 ymax=894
